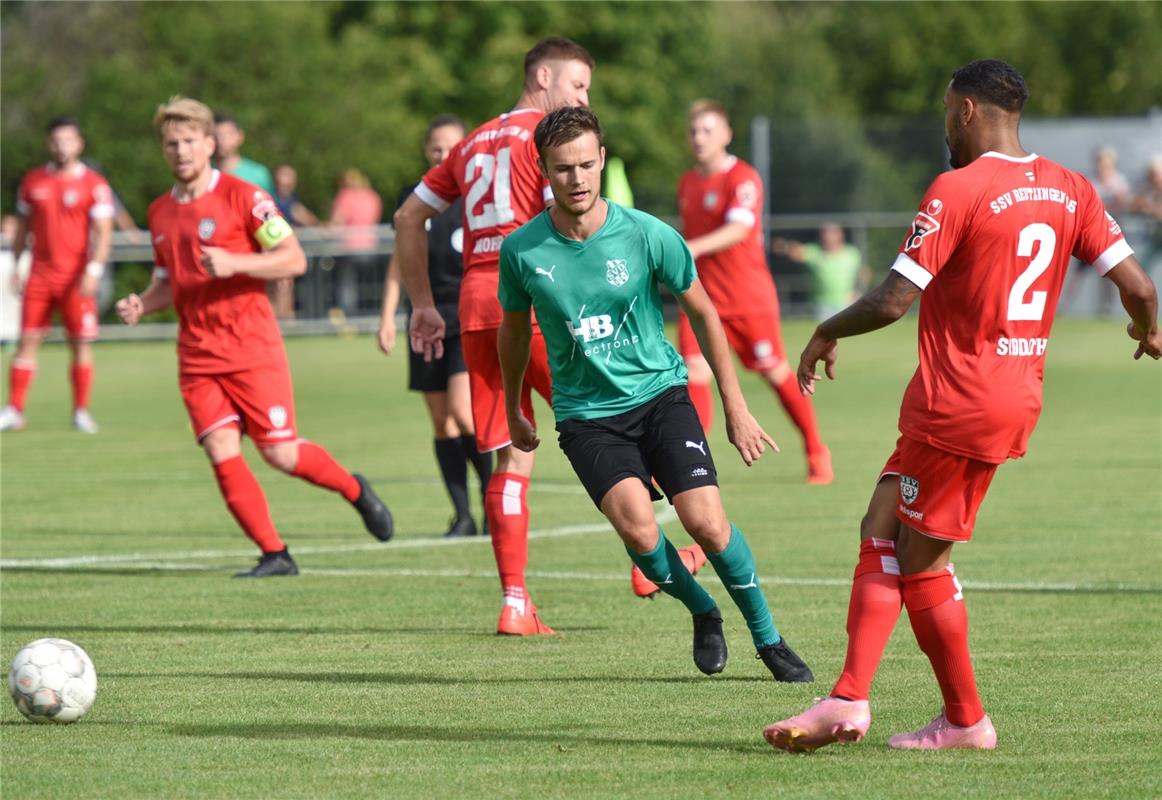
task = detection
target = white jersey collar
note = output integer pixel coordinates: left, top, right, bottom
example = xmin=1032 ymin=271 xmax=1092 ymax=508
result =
xmin=980 ymin=151 xmax=1038 ymax=164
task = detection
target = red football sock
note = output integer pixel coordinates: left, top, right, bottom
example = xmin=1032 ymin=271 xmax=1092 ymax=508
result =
xmin=486 ymin=472 xmax=529 ymax=596
xmin=772 ymin=373 xmax=825 ymax=454
xmin=212 ymin=455 xmax=284 ymax=553
xmin=832 ymin=538 xmax=904 ymax=701
xmin=8 ymin=360 xmax=35 ymax=412
xmin=71 ymin=363 xmax=93 ymax=411
xmin=901 ymin=565 xmax=985 ymax=728
xmin=686 ymin=380 xmax=714 ymax=432
xmin=291 ymin=441 xmax=360 ymax=502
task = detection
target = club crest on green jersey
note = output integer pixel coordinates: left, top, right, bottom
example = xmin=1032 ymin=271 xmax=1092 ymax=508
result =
xmin=606 ymin=259 xmax=629 ymax=287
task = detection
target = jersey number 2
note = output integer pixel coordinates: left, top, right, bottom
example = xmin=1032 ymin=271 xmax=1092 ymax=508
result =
xmin=464 ymin=148 xmax=514 ymax=231
xmin=1007 ymin=223 xmax=1056 ymax=321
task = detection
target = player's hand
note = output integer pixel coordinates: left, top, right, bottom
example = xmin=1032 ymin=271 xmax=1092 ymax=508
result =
xmin=79 ymin=273 xmax=100 ymax=298
xmin=377 ymin=317 xmax=397 ymax=355
xmin=116 ymin=293 xmax=144 ymax=326
xmin=798 ymin=331 xmax=839 ymax=395
xmin=724 ymin=409 xmax=779 ymax=466
xmin=409 ymin=306 xmax=446 ymax=362
xmin=200 ymin=246 xmax=238 ymax=279
xmin=1127 ymin=322 xmax=1162 ymax=361
xmin=508 ymin=413 xmax=540 ymax=452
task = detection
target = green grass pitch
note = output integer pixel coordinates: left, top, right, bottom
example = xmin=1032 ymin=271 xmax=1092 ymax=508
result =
xmin=1 ymin=319 xmax=1159 ymax=799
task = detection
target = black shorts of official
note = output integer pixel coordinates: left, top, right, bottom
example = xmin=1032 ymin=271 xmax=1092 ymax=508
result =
xmin=408 ymin=332 xmax=467 ymax=392
xmin=556 ymin=385 xmax=718 ymax=509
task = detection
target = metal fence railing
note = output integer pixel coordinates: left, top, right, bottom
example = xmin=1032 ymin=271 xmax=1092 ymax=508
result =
xmin=3 ymin=214 xmax=1158 ymax=344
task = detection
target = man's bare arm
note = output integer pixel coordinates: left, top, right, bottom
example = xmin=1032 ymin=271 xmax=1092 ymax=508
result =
xmin=1105 ymin=255 xmax=1161 ymax=360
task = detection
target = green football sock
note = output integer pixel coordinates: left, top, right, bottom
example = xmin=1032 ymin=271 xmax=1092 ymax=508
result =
xmin=625 ymin=527 xmax=717 ymax=615
xmin=705 ymin=524 xmax=780 ymax=647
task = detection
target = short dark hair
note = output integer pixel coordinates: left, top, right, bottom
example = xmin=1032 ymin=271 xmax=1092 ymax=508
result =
xmin=523 ymin=37 xmax=594 ymax=85
xmin=534 ymin=106 xmax=603 ymax=154
xmin=426 ymin=114 xmax=466 ymax=139
xmin=47 ymin=116 xmax=81 ymax=135
xmin=213 ymin=111 xmax=240 ymax=127
xmin=950 ymin=59 xmax=1029 ymax=113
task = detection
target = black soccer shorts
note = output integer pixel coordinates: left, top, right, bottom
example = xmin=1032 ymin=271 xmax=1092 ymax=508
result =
xmin=556 ymin=385 xmax=718 ymax=508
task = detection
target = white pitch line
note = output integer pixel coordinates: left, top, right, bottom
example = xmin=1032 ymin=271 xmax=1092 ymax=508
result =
xmin=0 ymin=507 xmax=676 ymax=569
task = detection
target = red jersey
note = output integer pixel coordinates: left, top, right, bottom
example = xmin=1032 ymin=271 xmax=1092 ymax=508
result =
xmin=892 ymin=152 xmax=1132 ymax=463
xmin=148 ymin=171 xmax=288 ymax=375
xmin=413 ymin=108 xmax=551 ymax=332
xmin=677 ymin=156 xmax=778 ymax=319
xmin=16 ymin=163 xmax=115 ymax=289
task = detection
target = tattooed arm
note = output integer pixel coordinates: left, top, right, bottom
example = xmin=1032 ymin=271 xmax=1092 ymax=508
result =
xmin=797 ymin=272 xmax=921 ymax=395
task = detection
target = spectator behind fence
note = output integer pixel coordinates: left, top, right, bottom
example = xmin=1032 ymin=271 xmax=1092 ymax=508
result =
xmin=774 ymin=223 xmax=870 ymax=320
xmin=267 ymin=164 xmax=319 ymax=320
xmin=329 ymin=168 xmax=382 ymax=314
xmin=1131 ymin=156 xmax=1162 ymax=270
xmin=1090 ymin=146 xmax=1131 ymax=214
xmin=273 ymin=165 xmax=319 ymax=227
xmin=213 ymin=112 xmax=275 ymax=195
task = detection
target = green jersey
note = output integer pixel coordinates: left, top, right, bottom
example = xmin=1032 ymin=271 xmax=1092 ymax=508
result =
xmin=499 ymin=201 xmax=694 ymax=421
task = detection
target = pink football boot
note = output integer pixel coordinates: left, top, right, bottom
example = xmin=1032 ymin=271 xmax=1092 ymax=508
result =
xmin=763 ymin=697 xmax=871 ymax=753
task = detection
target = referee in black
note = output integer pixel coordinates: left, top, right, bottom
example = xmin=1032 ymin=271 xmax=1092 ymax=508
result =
xmin=378 ymin=114 xmax=492 ymax=537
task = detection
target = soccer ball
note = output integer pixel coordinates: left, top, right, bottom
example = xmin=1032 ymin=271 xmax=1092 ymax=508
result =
xmin=7 ymin=638 xmax=97 ymax=723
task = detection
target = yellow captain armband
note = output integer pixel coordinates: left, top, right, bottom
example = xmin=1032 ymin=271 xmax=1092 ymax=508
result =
xmin=255 ymin=216 xmax=294 ymax=250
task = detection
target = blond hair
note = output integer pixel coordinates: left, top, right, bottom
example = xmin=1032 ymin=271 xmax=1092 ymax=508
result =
xmin=688 ymin=99 xmax=730 ymax=125
xmin=153 ymin=95 xmax=214 ymax=139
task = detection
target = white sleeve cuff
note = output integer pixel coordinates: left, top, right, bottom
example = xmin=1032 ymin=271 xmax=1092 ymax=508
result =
xmin=891 ymin=252 xmax=934 ymax=290
xmin=1092 ymin=239 xmax=1134 ymax=276
xmin=152 ymin=267 xmax=169 ymax=280
xmin=413 ymin=182 xmax=451 ymax=213
xmin=725 ymin=207 xmax=756 ymax=228
xmin=90 ymin=203 xmax=116 ymax=220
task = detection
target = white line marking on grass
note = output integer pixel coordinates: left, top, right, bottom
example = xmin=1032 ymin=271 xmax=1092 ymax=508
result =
xmin=0 ymin=507 xmax=677 ymax=569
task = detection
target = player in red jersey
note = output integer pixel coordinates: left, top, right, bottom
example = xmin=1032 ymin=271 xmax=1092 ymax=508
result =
xmin=395 ymin=37 xmax=593 ymax=635
xmin=1 ymin=117 xmax=114 ymax=434
xmin=115 ymin=96 xmax=394 ymax=577
xmin=765 ymin=60 xmax=1160 ymax=753
xmin=676 ymin=100 xmax=831 ymax=485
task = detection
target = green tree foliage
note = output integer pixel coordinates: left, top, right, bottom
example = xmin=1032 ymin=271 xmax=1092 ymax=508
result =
xmin=2 ymin=1 xmax=1159 ymax=221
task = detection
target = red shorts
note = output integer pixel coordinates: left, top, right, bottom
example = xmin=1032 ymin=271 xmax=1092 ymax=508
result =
xmin=677 ymin=311 xmax=786 ymax=372
xmin=461 ymin=328 xmax=552 ymax=453
xmin=880 ymin=435 xmax=998 ymax=542
xmin=20 ymin=276 xmax=98 ymax=341
xmin=179 ymin=363 xmax=298 ymax=447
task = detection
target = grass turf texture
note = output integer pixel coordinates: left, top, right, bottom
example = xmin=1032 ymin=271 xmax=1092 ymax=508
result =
xmin=1 ymin=319 xmax=1159 ymax=799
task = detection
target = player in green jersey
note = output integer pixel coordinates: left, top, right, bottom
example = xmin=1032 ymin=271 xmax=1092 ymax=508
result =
xmin=497 ymin=107 xmax=814 ymax=680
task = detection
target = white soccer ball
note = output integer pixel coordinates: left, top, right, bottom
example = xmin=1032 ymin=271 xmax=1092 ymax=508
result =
xmin=7 ymin=638 xmax=97 ymax=723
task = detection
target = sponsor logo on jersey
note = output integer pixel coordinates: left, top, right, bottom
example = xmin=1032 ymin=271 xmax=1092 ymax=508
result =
xmin=900 ymin=475 xmax=920 ymax=506
xmin=567 ymin=297 xmax=640 ymax=362
xmin=251 ymin=199 xmax=280 ymax=222
xmin=926 ymin=198 xmax=943 ymax=216
xmin=605 ymin=259 xmax=629 ymax=287
xmin=153 ymin=234 xmax=166 ymax=244
xmin=63 ymin=189 xmax=79 ymax=208
xmin=267 ymin=405 xmax=288 ymax=430
xmin=198 ymin=217 xmax=216 ymax=241
xmin=1025 ymin=171 xmax=1036 ymax=182
xmin=904 ymin=212 xmax=940 ymax=252
xmin=702 ymin=191 xmax=718 ymax=210
xmin=535 ymin=265 xmax=557 ymax=282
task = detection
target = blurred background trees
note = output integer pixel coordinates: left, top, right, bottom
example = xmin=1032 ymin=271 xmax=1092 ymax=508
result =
xmin=3 ymin=1 xmax=1160 ymax=220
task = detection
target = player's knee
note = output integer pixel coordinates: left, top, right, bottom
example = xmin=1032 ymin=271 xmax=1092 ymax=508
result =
xmin=616 ymin=520 xmax=661 ymax=554
xmin=683 ymin=514 xmax=730 ymax=552
xmin=259 ymin=443 xmax=299 ymax=473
